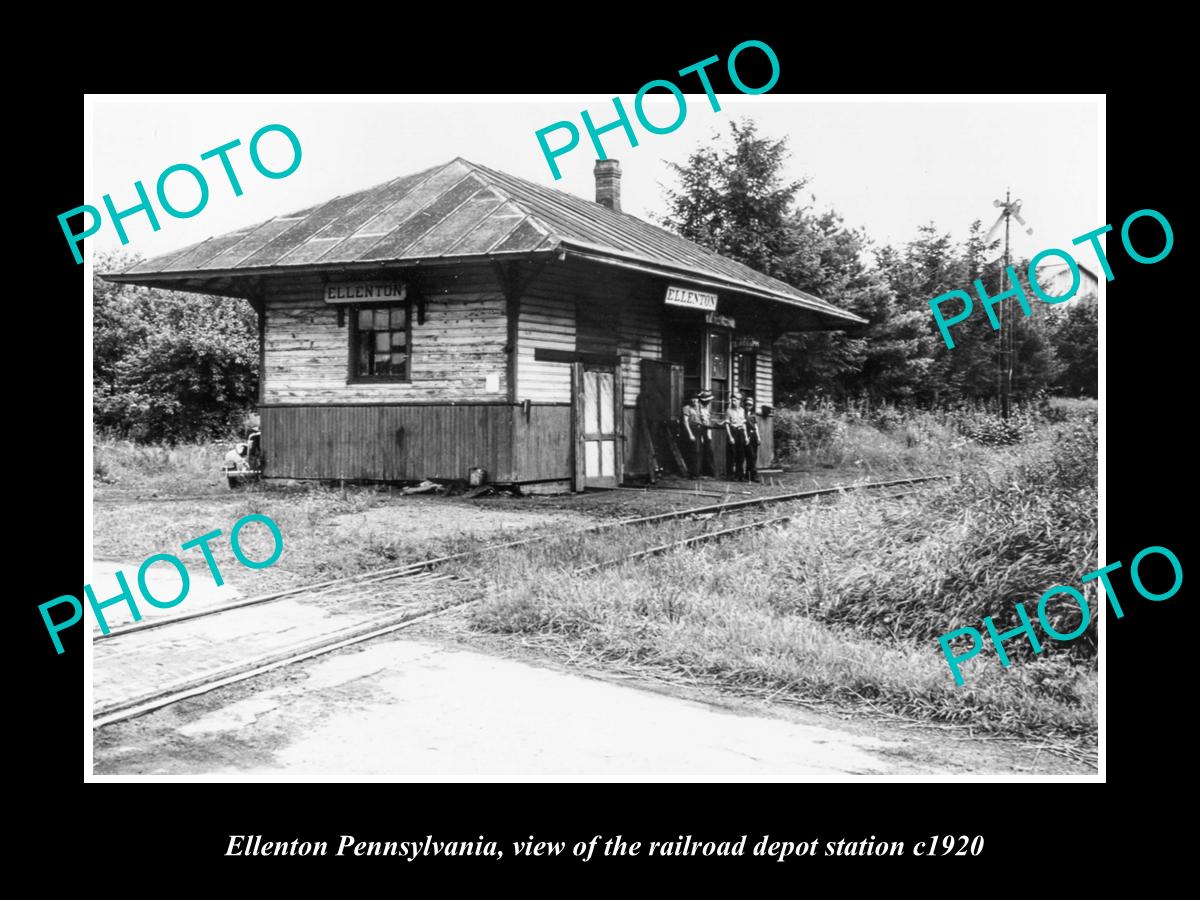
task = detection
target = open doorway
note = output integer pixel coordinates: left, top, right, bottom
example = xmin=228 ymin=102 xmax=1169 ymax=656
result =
xmin=664 ymin=308 xmax=736 ymax=474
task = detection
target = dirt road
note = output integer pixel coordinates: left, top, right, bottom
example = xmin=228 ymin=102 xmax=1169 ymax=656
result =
xmin=93 ymin=631 xmax=1084 ymax=778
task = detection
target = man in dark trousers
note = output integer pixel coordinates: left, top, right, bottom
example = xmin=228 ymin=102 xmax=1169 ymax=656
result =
xmin=744 ymin=394 xmax=762 ymax=483
xmin=681 ymin=390 xmax=717 ymax=478
xmin=724 ymin=390 xmax=748 ymax=481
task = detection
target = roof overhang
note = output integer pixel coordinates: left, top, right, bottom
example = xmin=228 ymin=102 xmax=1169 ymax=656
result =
xmin=102 ymin=243 xmax=867 ymax=332
xmin=560 ymin=244 xmax=867 ymax=330
xmin=100 ymin=249 xmax=564 ymax=299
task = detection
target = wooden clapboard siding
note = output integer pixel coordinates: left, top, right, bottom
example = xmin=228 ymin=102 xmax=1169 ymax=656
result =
xmin=756 ymin=341 xmax=774 ymax=408
xmin=576 ymin=299 xmax=618 ymax=355
xmin=262 ymin=268 xmax=509 ymax=404
xmin=517 ymin=258 xmax=666 ymax=408
xmin=617 ymin=274 xmax=664 ymax=408
xmin=255 ymin=256 xmax=787 ymax=482
xmin=756 ymin=340 xmax=775 ymax=467
xmin=516 ymin=289 xmax=575 ymax=403
xmin=261 ymin=404 xmax=513 ymax=482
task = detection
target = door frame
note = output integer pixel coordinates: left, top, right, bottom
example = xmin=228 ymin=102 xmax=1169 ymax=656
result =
xmin=571 ymin=361 xmax=624 ymax=491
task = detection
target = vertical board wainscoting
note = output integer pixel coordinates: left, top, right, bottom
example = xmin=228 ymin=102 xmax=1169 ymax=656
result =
xmin=510 ymin=405 xmax=573 ymax=483
xmin=261 ymin=404 xmax=516 ymax=483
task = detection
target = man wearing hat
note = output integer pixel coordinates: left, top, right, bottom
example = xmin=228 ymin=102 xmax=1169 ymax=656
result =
xmin=724 ymin=390 xmax=749 ymax=480
xmin=743 ymin=394 xmax=762 ymax=483
xmin=681 ymin=390 xmax=717 ymax=478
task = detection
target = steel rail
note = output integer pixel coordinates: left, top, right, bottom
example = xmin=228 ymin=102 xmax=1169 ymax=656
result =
xmin=93 ymin=485 xmax=934 ymax=728
xmin=95 ymin=475 xmax=948 ymax=643
xmin=575 ymin=489 xmax=923 ymax=574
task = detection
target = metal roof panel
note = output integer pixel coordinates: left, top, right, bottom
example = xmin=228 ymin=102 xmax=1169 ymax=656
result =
xmin=109 ymin=156 xmax=861 ymax=324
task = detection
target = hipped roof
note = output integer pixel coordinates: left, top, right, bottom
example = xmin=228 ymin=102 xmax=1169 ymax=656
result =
xmin=106 ymin=157 xmax=865 ymax=327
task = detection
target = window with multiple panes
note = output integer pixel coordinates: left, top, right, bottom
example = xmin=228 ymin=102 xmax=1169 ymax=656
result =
xmin=351 ymin=304 xmax=410 ymax=381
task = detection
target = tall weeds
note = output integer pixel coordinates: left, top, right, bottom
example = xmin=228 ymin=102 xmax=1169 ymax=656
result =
xmin=472 ymin=402 xmax=1099 ymax=738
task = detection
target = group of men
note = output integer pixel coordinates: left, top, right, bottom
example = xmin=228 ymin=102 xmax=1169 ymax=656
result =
xmin=680 ymin=390 xmax=761 ymax=482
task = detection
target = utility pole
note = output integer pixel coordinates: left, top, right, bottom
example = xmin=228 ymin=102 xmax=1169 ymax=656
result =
xmin=985 ymin=188 xmax=1030 ymax=420
xmin=1001 ymin=187 xmax=1012 ymax=420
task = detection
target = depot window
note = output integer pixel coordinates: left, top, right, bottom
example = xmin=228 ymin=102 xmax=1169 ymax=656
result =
xmin=349 ymin=303 xmax=411 ymax=382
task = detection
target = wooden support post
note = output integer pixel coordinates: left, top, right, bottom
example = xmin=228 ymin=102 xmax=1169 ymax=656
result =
xmin=571 ymin=361 xmax=585 ymax=492
xmin=494 ymin=259 xmax=549 ymax=406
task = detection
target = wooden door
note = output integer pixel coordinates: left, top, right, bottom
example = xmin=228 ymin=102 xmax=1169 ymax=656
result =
xmin=573 ymin=362 xmax=622 ymax=490
xmin=639 ymin=359 xmax=683 ymax=423
xmin=639 ymin=359 xmax=685 ymax=476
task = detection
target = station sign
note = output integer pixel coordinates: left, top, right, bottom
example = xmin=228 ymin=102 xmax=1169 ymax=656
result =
xmin=324 ymin=282 xmax=407 ymax=304
xmin=664 ymin=285 xmax=718 ymax=312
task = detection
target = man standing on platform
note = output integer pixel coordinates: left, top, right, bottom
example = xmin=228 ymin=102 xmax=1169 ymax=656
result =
xmin=724 ymin=390 xmax=748 ymax=481
xmin=744 ymin=395 xmax=762 ymax=484
xmin=681 ymin=390 xmax=716 ymax=478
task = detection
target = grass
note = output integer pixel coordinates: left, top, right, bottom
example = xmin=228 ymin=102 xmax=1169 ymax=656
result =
xmin=470 ymin=548 xmax=1096 ymax=737
xmin=93 ymin=437 xmax=229 ymax=495
xmin=467 ymin=400 xmax=1099 ymax=742
xmin=91 ymin=398 xmax=1099 ymax=745
xmin=92 ymin=435 xmax=501 ymax=596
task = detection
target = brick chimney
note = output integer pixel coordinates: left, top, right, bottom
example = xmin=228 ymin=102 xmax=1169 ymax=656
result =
xmin=594 ymin=159 xmax=621 ymax=212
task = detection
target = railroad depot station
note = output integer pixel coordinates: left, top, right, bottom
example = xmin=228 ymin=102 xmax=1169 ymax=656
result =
xmin=106 ymin=157 xmax=864 ymax=492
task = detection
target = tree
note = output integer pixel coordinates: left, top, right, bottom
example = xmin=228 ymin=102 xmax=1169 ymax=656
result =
xmin=879 ymin=222 xmax=1063 ymax=405
xmin=1048 ymin=301 xmax=1098 ymax=397
xmin=659 ymin=118 xmax=805 ymax=280
xmin=660 ymin=120 xmax=919 ymax=402
xmin=658 ymin=120 xmax=1087 ymax=407
xmin=93 ymin=250 xmax=259 ymax=442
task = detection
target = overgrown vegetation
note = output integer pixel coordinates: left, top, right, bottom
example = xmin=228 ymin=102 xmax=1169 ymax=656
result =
xmin=93 ymin=401 xmax=1098 ymax=743
xmin=93 ymin=437 xmax=229 ymax=493
xmin=771 ymin=396 xmax=1066 ymax=473
xmin=469 ymin=402 xmax=1098 ymax=740
xmin=94 ymin=250 xmax=259 ymax=443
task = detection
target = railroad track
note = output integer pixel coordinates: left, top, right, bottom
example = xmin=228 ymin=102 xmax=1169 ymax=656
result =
xmin=93 ymin=474 xmax=947 ymax=728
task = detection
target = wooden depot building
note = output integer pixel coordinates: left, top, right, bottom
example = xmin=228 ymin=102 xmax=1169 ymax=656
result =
xmin=106 ymin=158 xmax=865 ymax=492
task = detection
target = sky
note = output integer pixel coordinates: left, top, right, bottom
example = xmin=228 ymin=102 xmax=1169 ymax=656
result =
xmin=88 ymin=96 xmax=1100 ymax=268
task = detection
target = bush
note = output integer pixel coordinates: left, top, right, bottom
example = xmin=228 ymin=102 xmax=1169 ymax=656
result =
xmin=869 ymin=404 xmax=904 ymax=433
xmin=94 ymin=250 xmax=259 ymax=444
xmin=774 ymin=398 xmax=848 ymax=460
xmin=785 ymin=408 xmax=1099 ymax=662
xmin=956 ymin=413 xmax=1029 ymax=446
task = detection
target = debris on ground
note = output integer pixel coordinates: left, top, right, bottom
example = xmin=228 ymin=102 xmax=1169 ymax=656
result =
xmin=401 ymin=480 xmax=445 ymax=495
